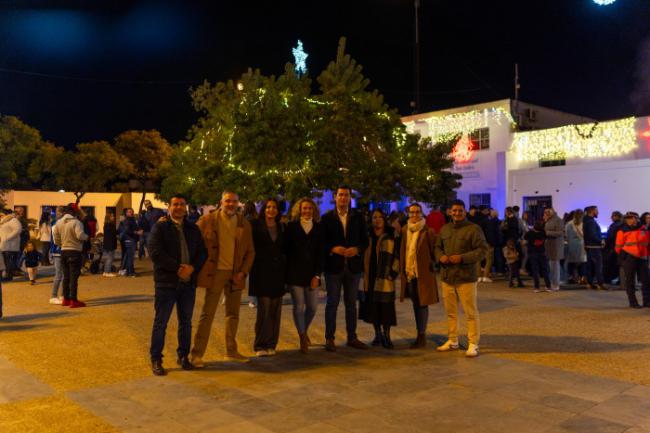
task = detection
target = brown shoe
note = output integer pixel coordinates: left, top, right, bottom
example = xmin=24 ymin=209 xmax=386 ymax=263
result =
xmin=346 ymin=338 xmax=368 ymax=350
xmin=299 ymin=334 xmax=309 ymax=354
xmin=325 ymin=338 xmax=336 ymax=352
xmin=409 ymin=333 xmax=427 ymax=349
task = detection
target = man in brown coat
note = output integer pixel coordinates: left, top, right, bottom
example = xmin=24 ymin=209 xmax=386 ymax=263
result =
xmin=190 ymin=191 xmax=255 ymax=366
xmin=399 ymin=203 xmax=438 ymax=349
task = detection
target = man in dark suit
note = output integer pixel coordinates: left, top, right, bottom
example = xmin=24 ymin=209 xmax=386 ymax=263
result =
xmin=321 ymin=186 xmax=369 ymax=351
xmin=148 ymin=194 xmax=207 ymax=376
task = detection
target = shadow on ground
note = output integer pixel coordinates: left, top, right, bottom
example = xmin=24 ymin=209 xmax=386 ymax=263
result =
xmin=482 ymin=334 xmax=649 ymax=354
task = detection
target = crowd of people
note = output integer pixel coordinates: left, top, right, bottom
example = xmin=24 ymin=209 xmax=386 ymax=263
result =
xmin=1 ymin=191 xmax=649 ymax=375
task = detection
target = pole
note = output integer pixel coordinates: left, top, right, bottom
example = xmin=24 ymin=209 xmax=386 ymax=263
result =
xmin=414 ymin=0 xmax=421 ymax=114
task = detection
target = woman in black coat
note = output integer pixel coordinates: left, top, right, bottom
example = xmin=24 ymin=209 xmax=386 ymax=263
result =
xmin=284 ymin=197 xmax=323 ymax=354
xmin=249 ymin=199 xmax=286 ymax=356
xmin=102 ymin=213 xmax=118 ymax=277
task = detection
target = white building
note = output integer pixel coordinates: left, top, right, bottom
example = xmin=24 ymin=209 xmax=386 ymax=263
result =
xmin=403 ymin=99 xmax=650 ymax=230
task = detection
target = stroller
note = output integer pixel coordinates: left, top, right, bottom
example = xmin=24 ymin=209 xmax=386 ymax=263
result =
xmin=88 ymin=235 xmax=105 ymax=274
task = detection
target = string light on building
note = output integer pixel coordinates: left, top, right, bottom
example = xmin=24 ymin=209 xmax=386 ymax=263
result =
xmin=404 ymin=108 xmax=514 ymax=143
xmin=593 ymin=0 xmax=616 ymax=5
xmin=511 ymin=117 xmax=637 ymax=162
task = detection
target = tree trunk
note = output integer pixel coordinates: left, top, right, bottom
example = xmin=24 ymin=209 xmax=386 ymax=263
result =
xmin=138 ymin=180 xmax=147 ymax=214
xmin=75 ymin=192 xmax=85 ymax=205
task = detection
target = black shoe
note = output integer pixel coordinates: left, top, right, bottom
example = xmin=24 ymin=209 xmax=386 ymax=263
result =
xmin=152 ymin=360 xmax=167 ymax=376
xmin=325 ymin=338 xmax=336 ymax=352
xmin=630 ymin=304 xmax=642 ymax=309
xmin=371 ymin=335 xmax=382 ymax=346
xmin=177 ymin=356 xmax=194 ymax=371
xmin=517 ymin=282 xmax=525 ymax=288
xmin=382 ymin=328 xmax=394 ymax=349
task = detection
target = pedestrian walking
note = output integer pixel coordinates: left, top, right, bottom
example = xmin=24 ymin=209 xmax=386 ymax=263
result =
xmin=360 ymin=209 xmax=399 ymax=349
xmin=321 ymin=185 xmax=369 ymax=352
xmin=399 ymin=203 xmax=437 ymax=349
xmin=148 ymin=194 xmax=207 ymax=376
xmin=52 ymin=204 xmax=89 ymax=308
xmin=190 ymin=190 xmax=255 ymax=367
xmin=435 ymin=199 xmax=488 ymax=358
xmin=250 ymin=199 xmax=286 ymax=357
xmin=23 ymin=241 xmax=42 ymax=285
xmin=615 ymin=212 xmax=650 ymax=308
xmin=118 ymin=208 xmax=141 ymax=277
xmin=543 ymin=208 xmax=565 ymax=291
xmin=284 ymin=197 xmax=323 ymax=354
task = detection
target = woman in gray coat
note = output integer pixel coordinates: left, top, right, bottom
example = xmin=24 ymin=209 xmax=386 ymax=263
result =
xmin=565 ymin=210 xmax=587 ymax=284
xmin=544 ymin=208 xmax=565 ymax=290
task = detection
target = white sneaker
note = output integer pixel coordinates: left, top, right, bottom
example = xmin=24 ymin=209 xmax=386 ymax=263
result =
xmin=436 ymin=340 xmax=460 ymax=352
xmin=483 ymin=277 xmax=493 ymax=283
xmin=550 ymin=286 xmax=560 ymax=292
xmin=534 ymin=288 xmax=543 ymax=293
xmin=256 ymin=350 xmax=269 ymax=357
xmin=465 ymin=343 xmax=479 ymax=357
xmin=103 ymin=273 xmax=116 ymax=277
xmin=248 ymin=301 xmax=256 ymax=308
xmin=267 ymin=348 xmax=276 ymax=356
xmin=118 ymin=270 xmax=127 ymax=276
xmin=49 ymin=297 xmax=62 ymax=305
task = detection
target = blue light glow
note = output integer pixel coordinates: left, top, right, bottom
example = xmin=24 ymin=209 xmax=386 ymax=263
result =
xmin=593 ymin=0 xmax=616 ymax=5
xmin=292 ymin=40 xmax=308 ymax=76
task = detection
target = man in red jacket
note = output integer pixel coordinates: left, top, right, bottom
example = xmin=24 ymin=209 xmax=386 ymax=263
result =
xmin=615 ymin=212 xmax=650 ymax=308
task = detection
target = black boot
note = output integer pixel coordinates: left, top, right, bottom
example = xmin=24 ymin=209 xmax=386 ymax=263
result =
xmin=382 ymin=326 xmax=394 ymax=349
xmin=372 ymin=324 xmax=382 ymax=346
xmin=152 ymin=359 xmax=166 ymax=376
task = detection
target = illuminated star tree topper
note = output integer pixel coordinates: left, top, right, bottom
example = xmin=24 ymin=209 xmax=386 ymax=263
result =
xmin=292 ymin=40 xmax=308 ymax=76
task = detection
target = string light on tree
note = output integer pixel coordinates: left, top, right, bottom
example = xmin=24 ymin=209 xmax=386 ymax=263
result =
xmin=292 ymin=40 xmax=308 ymax=76
xmin=511 ymin=117 xmax=637 ymax=161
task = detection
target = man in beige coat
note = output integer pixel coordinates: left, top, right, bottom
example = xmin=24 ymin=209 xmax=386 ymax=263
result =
xmin=190 ymin=191 xmax=255 ymax=366
xmin=399 ymin=203 xmax=439 ymax=349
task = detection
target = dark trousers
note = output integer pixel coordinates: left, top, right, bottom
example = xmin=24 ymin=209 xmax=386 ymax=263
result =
xmin=2 ymin=252 xmax=18 ymax=281
xmin=621 ymin=254 xmax=650 ymax=306
xmin=508 ymin=262 xmax=522 ymax=284
xmin=586 ymin=248 xmax=604 ymax=285
xmin=150 ymin=283 xmax=196 ymax=361
xmin=41 ymin=242 xmax=51 ymax=265
xmin=530 ymin=253 xmax=551 ymax=289
xmin=61 ymin=250 xmax=83 ymax=300
xmin=325 ymin=270 xmax=361 ymax=340
xmin=408 ymin=279 xmax=429 ymax=334
xmin=254 ymin=296 xmax=283 ymax=350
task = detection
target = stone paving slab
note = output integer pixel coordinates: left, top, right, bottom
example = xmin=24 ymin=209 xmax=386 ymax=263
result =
xmin=0 ymin=356 xmax=53 ymax=404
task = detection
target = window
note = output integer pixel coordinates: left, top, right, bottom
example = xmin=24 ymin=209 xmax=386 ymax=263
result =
xmin=469 ymin=193 xmax=491 ymax=208
xmin=539 ymin=159 xmax=566 ymax=167
xmin=81 ymin=206 xmax=95 ymax=217
xmin=469 ymin=127 xmax=490 ymax=150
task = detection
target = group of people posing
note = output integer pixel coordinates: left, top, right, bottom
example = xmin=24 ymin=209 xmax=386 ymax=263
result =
xmin=147 ymin=187 xmax=489 ymax=376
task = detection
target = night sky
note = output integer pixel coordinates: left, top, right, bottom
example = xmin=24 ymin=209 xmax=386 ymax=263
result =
xmin=1 ymin=0 xmax=649 ymax=148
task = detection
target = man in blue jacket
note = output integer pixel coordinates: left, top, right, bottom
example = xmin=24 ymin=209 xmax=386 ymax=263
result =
xmin=321 ymin=186 xmax=369 ymax=351
xmin=583 ymin=205 xmax=605 ymax=290
xmin=147 ymin=194 xmax=207 ymax=376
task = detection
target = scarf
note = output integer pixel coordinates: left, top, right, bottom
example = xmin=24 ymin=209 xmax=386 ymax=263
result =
xmin=300 ymin=217 xmax=313 ymax=234
xmin=406 ymin=219 xmax=426 ymax=281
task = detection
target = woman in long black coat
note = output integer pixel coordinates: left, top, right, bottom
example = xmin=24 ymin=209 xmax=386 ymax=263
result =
xmin=249 ymin=199 xmax=286 ymax=356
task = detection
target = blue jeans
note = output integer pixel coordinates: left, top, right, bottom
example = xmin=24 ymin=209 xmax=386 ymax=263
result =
xmin=586 ymin=248 xmax=604 ymax=286
xmin=150 ymin=283 xmax=196 ymax=361
xmin=123 ymin=239 xmax=136 ymax=275
xmin=408 ymin=279 xmax=429 ymax=334
xmin=51 ymin=255 xmax=63 ymax=298
xmin=139 ymin=232 xmax=149 ymax=258
xmin=325 ymin=271 xmax=361 ymax=341
xmin=288 ymin=285 xmax=319 ymax=335
xmin=102 ymin=250 xmax=115 ymax=274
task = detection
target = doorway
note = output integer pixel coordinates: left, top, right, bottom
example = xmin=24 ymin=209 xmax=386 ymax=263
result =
xmin=523 ymin=196 xmax=552 ymax=225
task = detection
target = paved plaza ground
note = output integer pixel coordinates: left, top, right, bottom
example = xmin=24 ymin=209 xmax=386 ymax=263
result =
xmin=2 ymin=261 xmax=650 ymax=433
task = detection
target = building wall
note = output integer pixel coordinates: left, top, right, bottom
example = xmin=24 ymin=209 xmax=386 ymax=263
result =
xmin=509 ymin=158 xmax=650 ymax=231
xmin=2 ymin=191 xmax=167 ymax=232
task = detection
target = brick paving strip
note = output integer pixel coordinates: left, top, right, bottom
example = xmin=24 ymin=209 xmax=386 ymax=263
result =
xmin=2 ymin=262 xmax=650 ymax=432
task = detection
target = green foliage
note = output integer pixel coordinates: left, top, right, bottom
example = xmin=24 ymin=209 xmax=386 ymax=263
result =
xmin=55 ymin=141 xmax=133 ymax=204
xmin=114 ymin=129 xmax=172 ymax=212
xmin=161 ymin=37 xmax=460 ymax=206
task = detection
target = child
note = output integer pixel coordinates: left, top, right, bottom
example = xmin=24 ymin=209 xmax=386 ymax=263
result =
xmin=524 ymin=222 xmax=552 ymax=292
xmin=23 ymin=241 xmax=42 ymax=285
xmin=503 ymin=238 xmax=523 ymax=288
